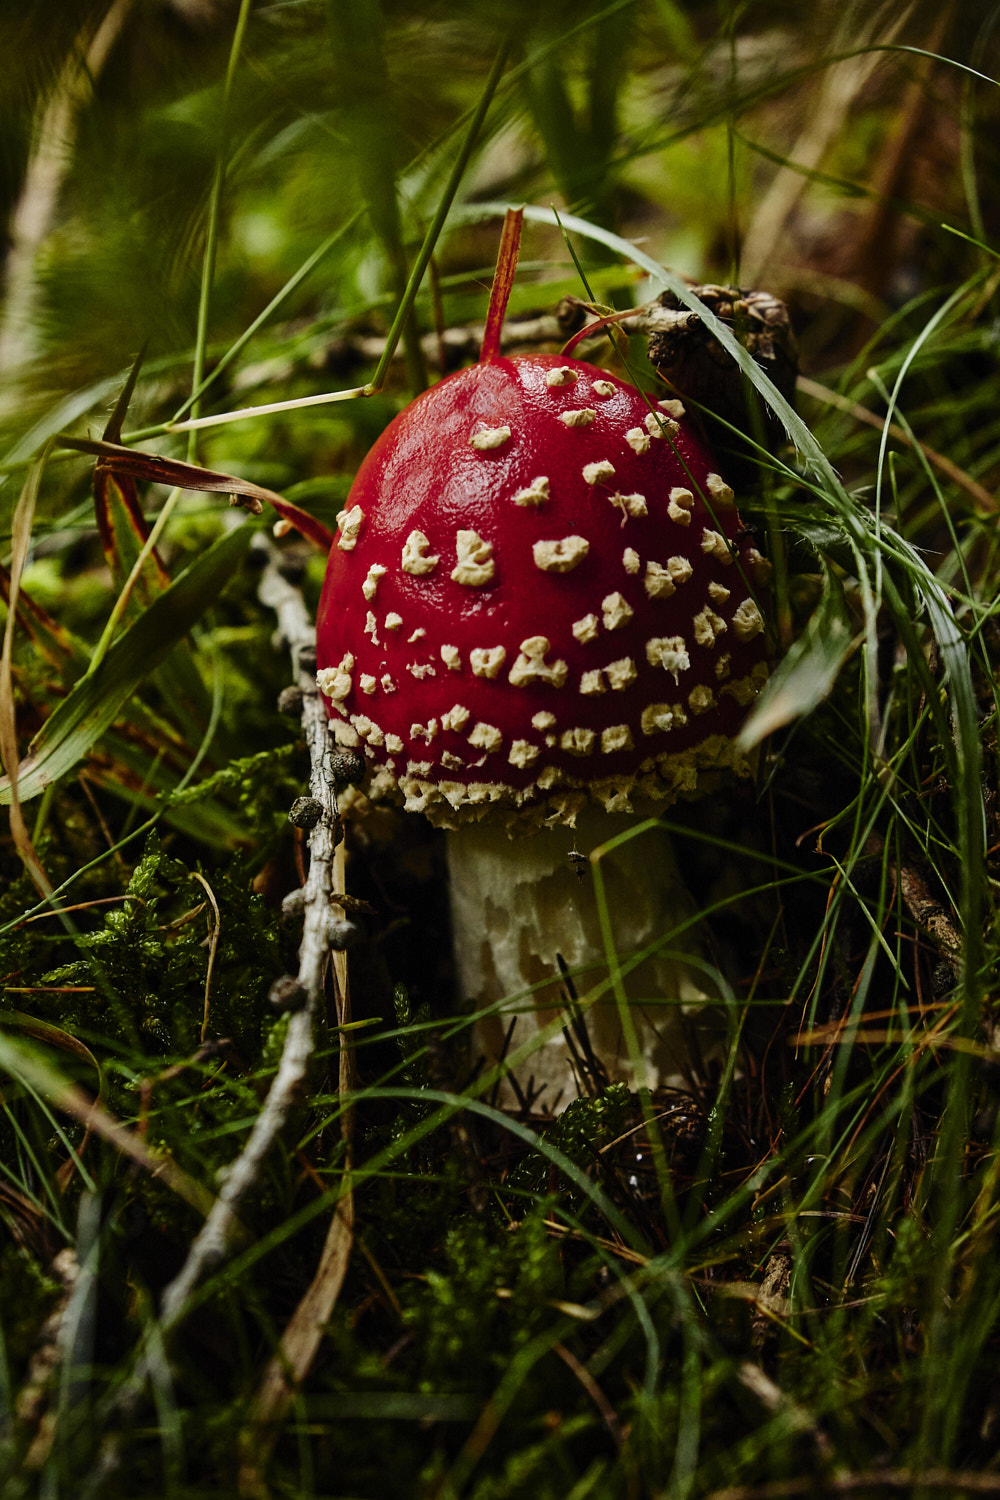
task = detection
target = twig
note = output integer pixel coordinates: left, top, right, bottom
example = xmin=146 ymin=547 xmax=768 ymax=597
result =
xmin=236 ymin=555 xmax=357 ymax=1489
xmin=225 ymin=301 xmax=712 ymax=395
xmin=228 ymin=311 xmax=576 ymax=394
xmin=122 ymin=284 xmax=801 ymax=447
xmin=735 ymin=1359 xmax=832 ymax=1465
xmin=158 ymin=550 xmax=343 ymax=1322
xmin=865 ymin=833 xmax=963 ymax=968
xmin=81 ymin=548 xmax=347 ymax=1492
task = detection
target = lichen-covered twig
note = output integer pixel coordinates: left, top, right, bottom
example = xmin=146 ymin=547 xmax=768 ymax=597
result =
xmin=238 ymin=555 xmax=357 ymax=1494
xmin=82 ymin=546 xmax=348 ymax=1493
xmin=159 ymin=547 xmax=345 ymax=1322
xmin=228 ymin=298 xmax=757 ymax=390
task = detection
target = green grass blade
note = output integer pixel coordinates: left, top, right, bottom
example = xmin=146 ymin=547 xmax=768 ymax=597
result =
xmin=365 ymin=37 xmax=511 ymax=394
xmin=0 ymin=521 xmax=255 ymax=805
xmin=739 ymin=565 xmax=858 ymax=748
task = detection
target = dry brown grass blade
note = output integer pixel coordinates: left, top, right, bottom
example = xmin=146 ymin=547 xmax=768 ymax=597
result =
xmin=552 ymin=1341 xmax=624 ymax=1450
xmin=704 ymin=1469 xmax=1000 ymax=1498
xmin=739 ymin=4 xmax=910 ymax=284
xmin=59 ymin=435 xmax=335 ymax=550
xmin=1 ymin=1007 xmax=103 ymax=1121
xmin=192 ymin=870 xmax=222 ymax=1043
xmin=798 ymin=375 xmax=997 ymax=513
xmin=845 ymin=8 xmax=953 ymax=305
xmin=1 ymin=446 xmax=53 ymax=895
xmin=93 ymin=350 xmax=171 ymax=589
xmin=238 ymin=1190 xmax=356 ymax=1492
xmin=0 ymin=1030 xmax=215 ymax=1217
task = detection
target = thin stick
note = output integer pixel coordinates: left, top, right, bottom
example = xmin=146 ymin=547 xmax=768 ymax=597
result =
xmin=238 ymin=831 xmax=355 ymax=1493
xmin=81 ymin=549 xmax=347 ymax=1496
xmin=158 ymin=552 xmax=343 ymax=1324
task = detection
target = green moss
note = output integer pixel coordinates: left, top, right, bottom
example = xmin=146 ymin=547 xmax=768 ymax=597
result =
xmin=504 ymin=1084 xmax=629 ymax=1203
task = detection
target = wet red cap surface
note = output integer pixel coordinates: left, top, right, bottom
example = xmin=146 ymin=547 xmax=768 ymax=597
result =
xmin=316 ymin=353 xmax=770 ymax=830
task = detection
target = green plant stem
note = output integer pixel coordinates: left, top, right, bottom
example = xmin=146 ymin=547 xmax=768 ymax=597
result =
xmin=85 ymin=0 xmax=251 ymax=674
xmin=170 ymin=214 xmax=362 ymax=426
xmin=86 ymin=488 xmax=181 ymax=672
xmin=365 ymin=38 xmax=511 ymax=395
xmin=188 ymin=0 xmax=253 ymax=461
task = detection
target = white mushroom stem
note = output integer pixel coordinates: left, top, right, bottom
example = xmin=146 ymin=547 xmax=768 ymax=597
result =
xmin=447 ymin=807 xmax=715 ymax=1111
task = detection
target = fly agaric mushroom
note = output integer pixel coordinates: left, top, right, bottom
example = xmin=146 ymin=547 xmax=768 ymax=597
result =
xmin=316 ymin=212 xmax=770 ymax=1107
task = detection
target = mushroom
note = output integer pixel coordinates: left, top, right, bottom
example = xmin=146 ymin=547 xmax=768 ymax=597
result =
xmin=315 ymin=220 xmax=770 ymax=1109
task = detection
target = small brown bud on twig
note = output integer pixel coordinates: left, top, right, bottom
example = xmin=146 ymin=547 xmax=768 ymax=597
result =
xmin=280 ymin=889 xmax=307 ymax=923
xmin=325 ymin=916 xmax=358 ymax=951
xmin=277 ymin=685 xmax=304 ymax=717
xmin=278 ymin=554 xmax=307 ymax=585
xmin=268 ymin=975 xmax=308 ymax=1012
xmin=288 ymin=796 xmax=324 ymax=830
xmin=330 ymin=750 xmax=365 ymax=790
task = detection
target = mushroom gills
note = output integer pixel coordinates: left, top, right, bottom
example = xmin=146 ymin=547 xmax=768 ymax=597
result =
xmin=447 ymin=807 xmax=719 ymax=1109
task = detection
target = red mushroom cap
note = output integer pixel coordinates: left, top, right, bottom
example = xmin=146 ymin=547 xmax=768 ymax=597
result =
xmin=316 ymin=353 xmax=770 ymax=831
